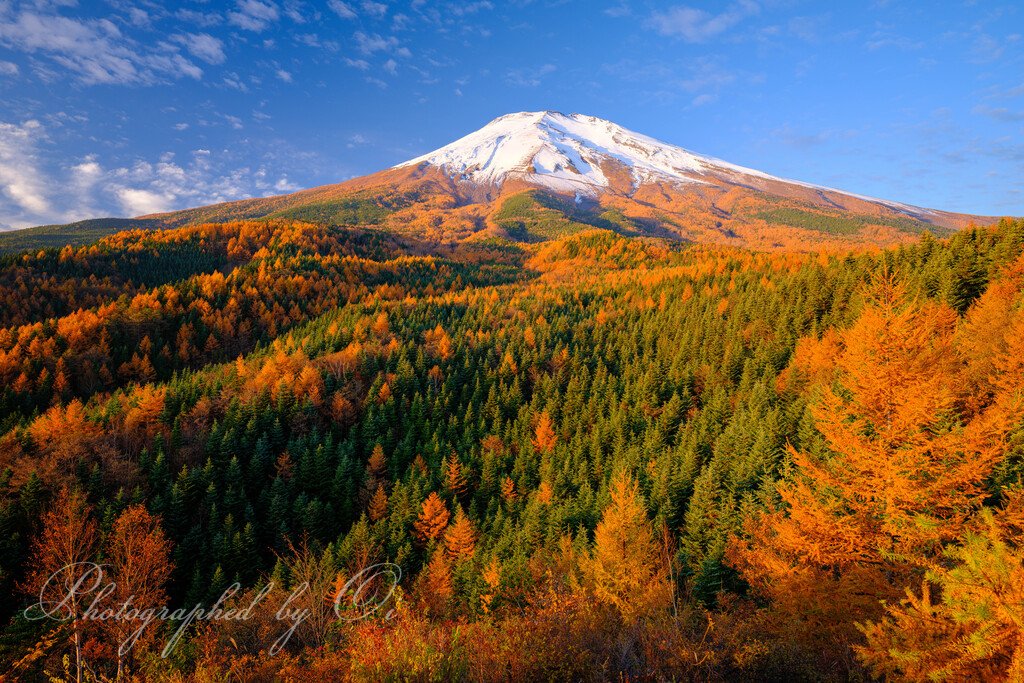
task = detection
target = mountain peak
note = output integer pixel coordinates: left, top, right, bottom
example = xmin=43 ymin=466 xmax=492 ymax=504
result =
xmin=395 ymin=111 xmax=944 ymax=219
xmin=395 ymin=110 xmax=784 ymax=196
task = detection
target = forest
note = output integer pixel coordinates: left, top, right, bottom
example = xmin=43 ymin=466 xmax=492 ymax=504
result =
xmin=0 ymin=214 xmax=1022 ymax=681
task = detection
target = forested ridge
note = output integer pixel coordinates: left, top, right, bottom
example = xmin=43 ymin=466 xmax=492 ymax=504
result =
xmin=0 ymin=216 xmax=1022 ymax=681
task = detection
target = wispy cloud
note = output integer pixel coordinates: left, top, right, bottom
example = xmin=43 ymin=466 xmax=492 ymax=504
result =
xmin=648 ymin=1 xmax=759 ymax=42
xmin=0 ymin=10 xmax=204 ymax=85
xmin=362 ymin=1 xmax=388 ymax=18
xmin=972 ymin=104 xmax=1024 ymax=123
xmin=0 ymin=120 xmax=301 ymax=229
xmin=228 ymin=0 xmax=280 ymax=32
xmin=328 ymin=0 xmax=358 ymax=20
xmin=354 ymin=31 xmax=399 ymax=54
xmin=0 ymin=120 xmax=51 ymax=226
xmin=172 ymin=33 xmax=226 ymax=65
xmin=505 ymin=63 xmax=556 ymax=87
xmin=772 ymin=124 xmax=859 ymax=149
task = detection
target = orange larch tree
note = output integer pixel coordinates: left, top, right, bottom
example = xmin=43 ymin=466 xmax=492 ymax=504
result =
xmin=857 ymin=312 xmax=1024 ymax=681
xmin=101 ymin=505 xmax=173 ymax=679
xmin=22 ymin=489 xmax=98 ymax=683
xmin=728 ymin=275 xmax=1021 ymax=671
xmin=413 ymin=492 xmax=450 ymax=543
xmin=443 ymin=507 xmax=477 ymax=561
xmin=585 ymin=471 xmax=670 ymax=623
xmin=533 ymin=411 xmax=557 ymax=453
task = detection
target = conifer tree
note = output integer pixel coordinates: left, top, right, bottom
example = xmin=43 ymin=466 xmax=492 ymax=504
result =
xmin=368 ymin=483 xmax=388 ymax=522
xmin=23 ymin=489 xmax=97 ymax=683
xmin=413 ymin=492 xmax=450 ymax=542
xmin=533 ymin=411 xmax=557 ymax=453
xmin=730 ymin=276 xmax=1022 ymax=669
xmin=443 ymin=506 xmax=477 ymax=560
xmin=443 ymin=454 xmax=468 ymax=501
xmin=420 ymin=549 xmax=453 ymax=616
xmin=586 ymin=471 xmax=670 ymax=622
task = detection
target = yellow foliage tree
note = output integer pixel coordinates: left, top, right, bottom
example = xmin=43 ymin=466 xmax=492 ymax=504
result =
xmin=368 ymin=483 xmax=388 ymax=522
xmin=413 ymin=492 xmax=450 ymax=542
xmin=857 ymin=316 xmax=1024 ymax=681
xmin=858 ymin=501 xmax=1024 ymax=681
xmin=533 ymin=411 xmax=557 ymax=453
xmin=586 ymin=471 xmax=670 ymax=622
xmin=443 ymin=506 xmax=477 ymax=561
xmin=729 ymin=277 xmax=1023 ymax=670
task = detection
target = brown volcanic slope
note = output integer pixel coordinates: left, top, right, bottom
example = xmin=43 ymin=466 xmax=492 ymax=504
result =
xmin=4 ymin=111 xmax=1000 ymax=254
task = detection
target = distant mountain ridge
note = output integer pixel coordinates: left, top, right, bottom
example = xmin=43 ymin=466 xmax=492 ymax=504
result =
xmin=1 ymin=111 xmax=1001 ymax=254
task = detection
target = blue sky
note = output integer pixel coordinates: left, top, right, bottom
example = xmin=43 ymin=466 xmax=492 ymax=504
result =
xmin=0 ymin=0 xmax=1021 ymax=229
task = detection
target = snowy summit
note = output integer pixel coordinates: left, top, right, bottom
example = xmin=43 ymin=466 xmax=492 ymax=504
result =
xmin=396 ymin=110 xmax=779 ymax=195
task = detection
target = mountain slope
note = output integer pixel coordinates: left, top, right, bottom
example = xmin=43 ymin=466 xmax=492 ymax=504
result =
xmin=3 ymin=112 xmax=1000 ymax=253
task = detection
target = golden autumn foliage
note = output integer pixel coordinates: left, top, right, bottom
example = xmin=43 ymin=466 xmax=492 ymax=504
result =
xmin=443 ymin=507 xmax=477 ymax=561
xmin=533 ymin=411 xmax=557 ymax=453
xmin=99 ymin=505 xmax=173 ymax=678
xmin=368 ymin=483 xmax=389 ymax=522
xmin=730 ymin=274 xmax=1024 ymax=672
xmin=443 ymin=455 xmax=468 ymax=500
xmin=586 ymin=472 xmax=671 ymax=623
xmin=499 ymin=476 xmax=517 ymax=503
xmin=414 ymin=492 xmax=450 ymax=542
xmin=418 ymin=550 xmax=453 ymax=617
xmin=858 ymin=498 xmax=1024 ymax=681
xmin=1 ymin=206 xmax=1021 ymax=682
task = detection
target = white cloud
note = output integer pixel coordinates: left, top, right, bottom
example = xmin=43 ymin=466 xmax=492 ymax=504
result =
xmin=0 ymin=60 xmax=17 ymax=76
xmin=329 ymin=0 xmax=358 ymax=19
xmin=175 ymin=9 xmax=222 ymax=28
xmin=0 ymin=121 xmax=306 ymax=229
xmin=228 ymin=0 xmax=280 ymax=32
xmin=648 ymin=1 xmax=759 ymax=42
xmin=362 ymin=1 xmax=388 ymax=18
xmin=127 ymin=8 xmax=150 ymax=28
xmin=505 ymin=63 xmax=556 ymax=87
xmin=604 ymin=3 xmax=631 ymax=18
xmin=173 ymin=33 xmax=226 ymax=65
xmin=344 ymin=58 xmax=369 ymax=70
xmin=283 ymin=0 xmax=306 ymax=23
xmin=354 ymin=31 xmax=399 ymax=54
xmin=222 ymin=72 xmax=249 ymax=91
xmin=382 ymin=58 xmax=397 ymax=75
xmin=447 ymin=1 xmax=492 ymax=16
xmin=0 ymin=120 xmax=52 ymax=222
xmin=0 ymin=10 xmax=204 ymax=85
xmin=276 ymin=68 xmax=292 ymax=82
xmin=274 ymin=176 xmax=299 ymax=192
xmin=116 ymin=187 xmax=173 ymax=215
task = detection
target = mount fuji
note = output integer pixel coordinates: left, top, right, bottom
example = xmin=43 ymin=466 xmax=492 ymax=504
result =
xmin=2 ymin=112 xmax=996 ymax=253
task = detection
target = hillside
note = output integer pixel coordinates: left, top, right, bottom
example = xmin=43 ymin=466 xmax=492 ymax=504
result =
xmin=0 ymin=209 xmax=1022 ymax=679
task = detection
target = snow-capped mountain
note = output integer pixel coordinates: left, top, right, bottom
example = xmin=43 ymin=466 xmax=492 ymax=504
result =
xmin=37 ymin=110 xmax=989 ymax=252
xmin=398 ymin=110 xmax=773 ymax=192
xmin=395 ymin=111 xmax=931 ymax=217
